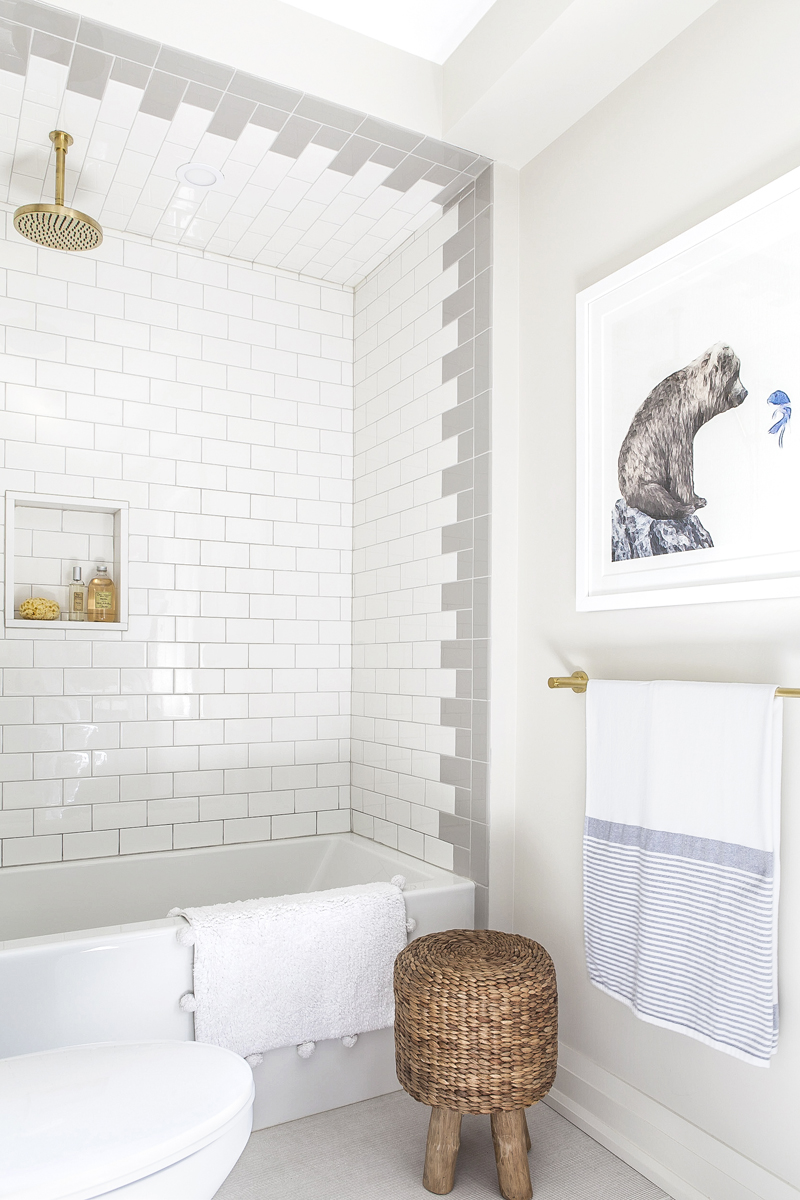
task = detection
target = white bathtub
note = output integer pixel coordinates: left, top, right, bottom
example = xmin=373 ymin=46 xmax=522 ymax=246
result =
xmin=0 ymin=832 xmax=473 ymax=1129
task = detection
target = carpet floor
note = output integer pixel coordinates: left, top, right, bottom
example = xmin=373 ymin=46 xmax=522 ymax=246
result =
xmin=216 ymin=1090 xmax=669 ymax=1200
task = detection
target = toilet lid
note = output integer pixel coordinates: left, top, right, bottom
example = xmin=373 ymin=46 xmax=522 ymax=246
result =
xmin=0 ymin=1040 xmax=254 ymax=1200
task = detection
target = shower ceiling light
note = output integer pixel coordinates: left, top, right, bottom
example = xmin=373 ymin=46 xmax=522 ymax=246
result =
xmin=13 ymin=130 xmax=102 ymax=252
xmin=176 ymin=163 xmax=223 ymax=188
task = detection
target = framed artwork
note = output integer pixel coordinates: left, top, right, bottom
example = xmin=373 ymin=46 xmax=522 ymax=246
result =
xmin=577 ymin=163 xmax=800 ymax=610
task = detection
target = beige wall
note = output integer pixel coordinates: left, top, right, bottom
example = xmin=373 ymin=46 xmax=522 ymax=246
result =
xmin=516 ymin=1 xmax=800 ymax=1194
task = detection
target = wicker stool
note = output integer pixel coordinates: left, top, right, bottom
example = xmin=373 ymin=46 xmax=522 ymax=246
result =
xmin=394 ymin=929 xmax=557 ymax=1200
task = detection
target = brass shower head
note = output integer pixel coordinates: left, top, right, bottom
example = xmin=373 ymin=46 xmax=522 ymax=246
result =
xmin=13 ymin=130 xmax=102 ymax=251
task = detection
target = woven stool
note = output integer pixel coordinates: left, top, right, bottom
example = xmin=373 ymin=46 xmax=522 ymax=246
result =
xmin=394 ymin=929 xmax=557 ymax=1200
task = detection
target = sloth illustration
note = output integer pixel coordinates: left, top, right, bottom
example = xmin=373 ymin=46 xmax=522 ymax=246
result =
xmin=617 ymin=342 xmax=747 ymax=520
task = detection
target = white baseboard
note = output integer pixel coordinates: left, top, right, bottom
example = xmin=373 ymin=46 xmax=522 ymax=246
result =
xmin=546 ymin=1044 xmax=797 ymax=1200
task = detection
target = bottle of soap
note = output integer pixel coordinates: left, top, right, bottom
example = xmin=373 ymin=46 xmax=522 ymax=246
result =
xmin=87 ymin=565 xmax=116 ymax=623
xmin=68 ymin=566 xmax=87 ymax=621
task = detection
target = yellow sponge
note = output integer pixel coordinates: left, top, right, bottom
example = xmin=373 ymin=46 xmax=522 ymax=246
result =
xmin=19 ymin=597 xmax=60 ymax=620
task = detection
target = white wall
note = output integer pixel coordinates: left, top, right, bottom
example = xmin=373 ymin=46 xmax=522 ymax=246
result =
xmin=516 ymin=1 xmax=800 ymax=1195
xmin=0 ymin=210 xmax=353 ymax=867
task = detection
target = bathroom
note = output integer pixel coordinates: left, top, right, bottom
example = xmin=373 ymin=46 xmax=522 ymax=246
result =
xmin=1 ymin=1 xmax=799 ymax=1198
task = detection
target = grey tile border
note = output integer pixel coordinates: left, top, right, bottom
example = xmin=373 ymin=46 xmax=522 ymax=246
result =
xmin=329 ymin=136 xmax=379 ymax=177
xmin=110 ymin=57 xmax=150 ymax=89
xmin=370 ymin=145 xmax=405 ymax=169
xmin=207 ymin=93 xmax=256 ymax=141
xmin=251 ymin=104 xmax=289 ymax=133
xmin=269 ymin=114 xmax=319 ymax=160
xmin=383 ymin=155 xmax=431 ymax=193
xmin=356 ymin=116 xmax=422 ymax=152
xmin=0 ymin=16 xmax=29 ymax=74
xmin=1 ymin=0 xmax=76 ymax=39
xmin=140 ymin=70 xmax=187 ymax=121
xmin=296 ymin=95 xmax=363 ymax=132
xmin=31 ymin=28 xmax=70 ymax=63
xmin=155 ymin=45 xmax=233 ymax=91
xmin=184 ymin=82 xmax=222 ymax=112
xmin=77 ymin=17 xmax=159 ymax=66
xmin=313 ymin=126 xmax=351 ymax=152
xmin=67 ymin=43 xmax=112 ymax=99
xmin=228 ymin=70 xmax=301 ymax=112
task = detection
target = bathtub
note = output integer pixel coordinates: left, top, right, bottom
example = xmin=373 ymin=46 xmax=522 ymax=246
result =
xmin=0 ymin=832 xmax=473 ymax=1129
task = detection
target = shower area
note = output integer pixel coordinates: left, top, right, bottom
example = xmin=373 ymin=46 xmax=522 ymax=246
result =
xmin=0 ymin=0 xmax=493 ymax=923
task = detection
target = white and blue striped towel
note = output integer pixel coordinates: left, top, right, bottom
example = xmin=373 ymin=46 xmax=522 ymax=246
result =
xmin=584 ymin=679 xmax=782 ymax=1067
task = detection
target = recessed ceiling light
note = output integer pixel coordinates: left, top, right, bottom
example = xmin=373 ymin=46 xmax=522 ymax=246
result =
xmin=176 ymin=163 xmax=223 ymax=188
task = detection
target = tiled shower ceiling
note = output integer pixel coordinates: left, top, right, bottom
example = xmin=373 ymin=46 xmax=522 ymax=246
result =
xmin=0 ymin=1 xmax=491 ymax=286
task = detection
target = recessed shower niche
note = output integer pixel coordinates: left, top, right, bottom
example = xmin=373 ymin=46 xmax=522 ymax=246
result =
xmin=4 ymin=493 xmax=128 ymax=630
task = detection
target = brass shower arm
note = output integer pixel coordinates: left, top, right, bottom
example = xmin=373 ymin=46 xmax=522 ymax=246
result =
xmin=49 ymin=130 xmax=73 ymax=208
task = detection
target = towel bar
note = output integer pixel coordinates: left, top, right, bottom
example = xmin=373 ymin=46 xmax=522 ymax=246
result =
xmin=547 ymin=670 xmax=800 ymax=698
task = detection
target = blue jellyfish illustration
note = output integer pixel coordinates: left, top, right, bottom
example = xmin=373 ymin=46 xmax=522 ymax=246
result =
xmin=767 ymin=390 xmax=791 ymax=448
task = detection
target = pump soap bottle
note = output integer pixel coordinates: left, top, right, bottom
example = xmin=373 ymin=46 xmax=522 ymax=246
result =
xmin=69 ymin=566 xmax=87 ymax=621
xmin=87 ymin=565 xmax=116 ymax=623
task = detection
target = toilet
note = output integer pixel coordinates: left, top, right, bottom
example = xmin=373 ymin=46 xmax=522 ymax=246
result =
xmin=0 ymin=1040 xmax=254 ymax=1199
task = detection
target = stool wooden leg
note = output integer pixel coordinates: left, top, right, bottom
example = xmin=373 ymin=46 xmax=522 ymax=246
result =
xmin=490 ymin=1110 xmax=533 ymax=1200
xmin=423 ymin=1106 xmax=462 ymax=1194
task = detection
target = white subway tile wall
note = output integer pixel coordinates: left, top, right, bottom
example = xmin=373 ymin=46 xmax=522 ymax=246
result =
xmin=0 ymin=208 xmax=354 ymax=867
xmin=352 ymin=171 xmax=492 ymax=924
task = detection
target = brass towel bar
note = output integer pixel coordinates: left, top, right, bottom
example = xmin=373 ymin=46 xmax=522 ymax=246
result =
xmin=547 ymin=670 xmax=800 ymax=699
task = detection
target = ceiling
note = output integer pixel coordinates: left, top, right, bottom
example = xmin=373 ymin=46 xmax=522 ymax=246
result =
xmin=274 ymin=0 xmax=498 ymax=64
xmin=0 ymin=1 xmax=490 ymax=286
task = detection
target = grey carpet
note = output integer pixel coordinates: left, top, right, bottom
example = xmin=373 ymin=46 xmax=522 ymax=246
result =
xmin=216 ymin=1090 xmax=669 ymax=1199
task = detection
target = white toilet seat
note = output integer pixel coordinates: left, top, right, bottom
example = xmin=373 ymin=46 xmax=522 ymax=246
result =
xmin=0 ymin=1040 xmax=254 ymax=1200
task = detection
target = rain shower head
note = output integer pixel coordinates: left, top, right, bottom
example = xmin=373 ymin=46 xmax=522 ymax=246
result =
xmin=13 ymin=130 xmax=102 ymax=251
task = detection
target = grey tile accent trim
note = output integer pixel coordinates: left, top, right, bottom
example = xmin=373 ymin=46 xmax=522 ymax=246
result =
xmin=475 ymin=269 xmax=491 ymax=336
xmin=295 ymin=95 xmax=363 ymax=132
xmin=442 ymin=342 xmax=473 ymax=385
xmin=442 ymin=281 xmax=474 ymax=328
xmin=140 ymin=70 xmax=187 ymax=121
xmin=457 ymin=371 xmax=474 ymax=403
xmin=426 ymin=165 xmax=459 ymax=187
xmin=370 ymin=144 xmax=405 ymax=169
xmin=415 ymin=137 xmax=478 ymax=173
xmin=0 ymin=17 xmax=30 ymax=75
xmin=0 ymin=0 xmax=75 ymax=39
xmin=184 ymin=82 xmax=221 ymax=112
xmin=442 ymin=399 xmax=473 ymax=440
xmin=474 ymin=393 xmax=491 ymax=454
xmin=110 ymin=58 xmax=150 ymax=89
xmin=207 ymin=93 xmax=256 ymax=140
xmin=475 ymin=165 xmax=493 ymax=208
xmin=77 ymin=17 xmax=158 ymax=66
xmin=355 ymin=116 xmax=422 ymax=152
xmin=458 ymin=191 xmax=475 ymax=228
xmin=31 ymin=28 xmax=69 ymax=63
xmin=458 ymin=251 xmax=475 ymax=288
xmin=155 ymin=45 xmax=233 ymax=90
xmin=463 ymin=156 xmax=492 ymax=179
xmin=443 ymin=222 xmax=474 ymax=271
xmin=67 ymin=43 xmax=111 ymax=99
xmin=228 ymin=70 xmax=301 ymax=112
xmin=312 ymin=125 xmax=350 ymax=151
xmin=441 ymin=639 xmax=472 ymax=668
xmin=474 ymin=328 xmax=491 ymax=394
xmin=250 ymin=104 xmax=289 ymax=133
xmin=439 ymin=177 xmax=475 ymax=209
xmin=458 ymin=312 xmax=474 ymax=345
xmin=383 ymin=155 xmax=431 ymax=194
xmin=329 ymin=136 xmax=378 ymax=177
xmin=441 ymin=698 xmax=471 ymax=728
xmin=442 ymin=581 xmax=472 ymax=611
xmin=269 ymin=114 xmax=319 ymax=159
xmin=442 ymin=523 xmax=473 ymax=555
xmin=439 ymin=809 xmax=471 ymax=846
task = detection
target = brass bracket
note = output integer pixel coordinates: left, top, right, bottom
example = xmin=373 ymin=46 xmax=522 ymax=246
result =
xmin=547 ymin=670 xmax=588 ymax=694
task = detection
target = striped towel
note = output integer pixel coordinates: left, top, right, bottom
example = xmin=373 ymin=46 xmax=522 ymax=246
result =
xmin=584 ymin=679 xmax=782 ymax=1067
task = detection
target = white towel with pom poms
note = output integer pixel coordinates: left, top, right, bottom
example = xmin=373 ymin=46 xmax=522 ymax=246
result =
xmin=170 ymin=881 xmax=409 ymax=1059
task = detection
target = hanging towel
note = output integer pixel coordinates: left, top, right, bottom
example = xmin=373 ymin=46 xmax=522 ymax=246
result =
xmin=170 ymin=881 xmax=409 ymax=1060
xmin=584 ymin=679 xmax=782 ymax=1067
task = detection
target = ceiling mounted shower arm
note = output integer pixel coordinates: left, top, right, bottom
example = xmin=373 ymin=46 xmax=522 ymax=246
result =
xmin=50 ymin=130 xmax=72 ymax=208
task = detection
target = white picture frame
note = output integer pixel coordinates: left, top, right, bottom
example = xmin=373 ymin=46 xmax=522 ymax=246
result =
xmin=577 ymin=163 xmax=800 ymax=611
